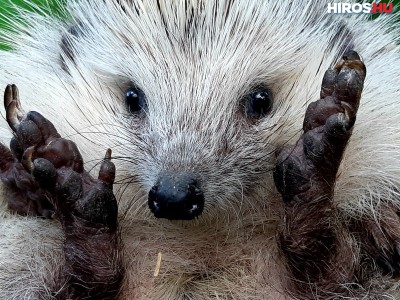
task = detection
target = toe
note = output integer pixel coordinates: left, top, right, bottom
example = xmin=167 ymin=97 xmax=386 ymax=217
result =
xmin=98 ymin=149 xmax=116 ymax=187
xmin=26 ymin=111 xmax=61 ymax=142
xmin=32 ymin=158 xmax=58 ymax=190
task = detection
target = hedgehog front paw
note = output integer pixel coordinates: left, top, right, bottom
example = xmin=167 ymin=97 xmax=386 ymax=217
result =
xmin=0 ymin=84 xmax=56 ymax=217
xmin=0 ymin=84 xmax=117 ymax=229
xmin=274 ymin=50 xmax=366 ymax=205
xmin=0 ymin=84 xmax=122 ymax=298
xmin=273 ymin=51 xmax=366 ymax=295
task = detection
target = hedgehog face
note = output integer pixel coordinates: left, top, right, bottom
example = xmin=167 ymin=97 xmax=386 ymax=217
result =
xmin=58 ymin=0 xmax=337 ymax=221
xmin=123 ymin=80 xmax=276 ymax=220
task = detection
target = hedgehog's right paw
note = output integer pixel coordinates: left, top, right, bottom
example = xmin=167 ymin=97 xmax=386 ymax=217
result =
xmin=0 ymin=84 xmax=117 ymax=229
xmin=0 ymin=84 xmax=122 ymax=298
xmin=0 ymin=84 xmax=57 ymax=217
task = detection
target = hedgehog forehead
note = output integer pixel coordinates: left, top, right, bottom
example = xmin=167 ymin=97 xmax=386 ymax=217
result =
xmin=71 ymin=0 xmax=329 ymax=92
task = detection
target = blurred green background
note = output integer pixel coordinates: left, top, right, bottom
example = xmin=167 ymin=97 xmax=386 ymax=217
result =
xmin=0 ymin=0 xmax=399 ymax=50
xmin=0 ymin=0 xmax=67 ymax=50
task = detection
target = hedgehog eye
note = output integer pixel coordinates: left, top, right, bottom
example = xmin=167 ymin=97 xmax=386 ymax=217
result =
xmin=245 ymin=88 xmax=273 ymax=118
xmin=125 ymin=87 xmax=147 ymax=113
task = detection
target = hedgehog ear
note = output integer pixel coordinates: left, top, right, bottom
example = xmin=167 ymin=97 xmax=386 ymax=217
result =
xmin=59 ymin=22 xmax=85 ymax=73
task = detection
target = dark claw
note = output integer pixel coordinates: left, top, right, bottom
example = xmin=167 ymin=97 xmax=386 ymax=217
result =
xmin=5 ymin=98 xmax=20 ymax=131
xmin=4 ymin=84 xmax=24 ymax=131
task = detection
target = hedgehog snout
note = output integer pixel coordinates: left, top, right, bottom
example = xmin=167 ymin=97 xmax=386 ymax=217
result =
xmin=148 ymin=172 xmax=204 ymax=220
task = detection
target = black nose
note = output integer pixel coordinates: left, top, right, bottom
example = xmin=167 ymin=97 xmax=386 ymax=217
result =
xmin=148 ymin=173 xmax=204 ymax=220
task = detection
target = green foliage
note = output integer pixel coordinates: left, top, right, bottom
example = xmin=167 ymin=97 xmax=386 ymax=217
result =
xmin=0 ymin=0 xmax=67 ymax=50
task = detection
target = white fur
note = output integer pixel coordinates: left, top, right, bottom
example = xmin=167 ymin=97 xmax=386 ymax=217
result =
xmin=0 ymin=0 xmax=400 ymax=298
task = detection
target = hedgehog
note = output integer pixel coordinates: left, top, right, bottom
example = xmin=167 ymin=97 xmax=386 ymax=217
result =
xmin=0 ymin=0 xmax=400 ymax=299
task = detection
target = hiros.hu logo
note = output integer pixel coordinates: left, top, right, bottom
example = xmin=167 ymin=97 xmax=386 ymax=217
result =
xmin=328 ymin=2 xmax=394 ymax=14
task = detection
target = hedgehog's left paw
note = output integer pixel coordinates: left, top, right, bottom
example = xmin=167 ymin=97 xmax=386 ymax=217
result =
xmin=274 ymin=50 xmax=366 ymax=205
xmin=273 ymin=51 xmax=366 ymax=295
